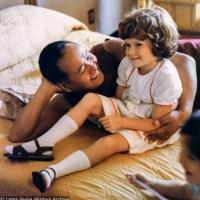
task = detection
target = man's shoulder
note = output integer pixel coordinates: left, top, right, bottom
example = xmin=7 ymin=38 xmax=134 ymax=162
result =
xmin=91 ymin=42 xmax=121 ymax=73
xmin=90 ymin=42 xmax=104 ymax=54
xmin=90 ymin=39 xmax=125 ymax=61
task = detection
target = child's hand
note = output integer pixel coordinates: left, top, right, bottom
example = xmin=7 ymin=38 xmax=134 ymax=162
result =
xmin=99 ymin=115 xmax=123 ymax=132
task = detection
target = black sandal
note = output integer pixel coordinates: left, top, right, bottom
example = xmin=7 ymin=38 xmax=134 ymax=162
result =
xmin=32 ymin=167 xmax=56 ymax=193
xmin=3 ymin=139 xmax=54 ymax=161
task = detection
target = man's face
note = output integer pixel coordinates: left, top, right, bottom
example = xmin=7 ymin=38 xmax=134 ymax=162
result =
xmin=58 ymin=44 xmax=104 ymax=92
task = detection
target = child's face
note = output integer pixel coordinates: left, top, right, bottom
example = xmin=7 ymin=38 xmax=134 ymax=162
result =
xmin=179 ymin=136 xmax=200 ymax=184
xmin=123 ymin=38 xmax=159 ymax=74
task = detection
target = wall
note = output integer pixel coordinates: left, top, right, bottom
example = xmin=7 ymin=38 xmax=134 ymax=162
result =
xmin=37 ymin=0 xmax=98 ymax=31
xmin=0 ymin=0 xmax=135 ymax=34
xmin=37 ymin=0 xmax=135 ymax=33
xmin=153 ymin=0 xmax=200 ymax=32
xmin=98 ymin=0 xmax=134 ymax=35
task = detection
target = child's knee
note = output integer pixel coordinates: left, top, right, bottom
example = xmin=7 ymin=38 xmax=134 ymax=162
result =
xmin=99 ymin=135 xmax=128 ymax=153
xmin=82 ymin=93 xmax=102 ymax=114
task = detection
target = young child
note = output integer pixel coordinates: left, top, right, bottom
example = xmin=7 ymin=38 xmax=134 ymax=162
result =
xmin=4 ymin=6 xmax=182 ymax=192
xmin=125 ymin=110 xmax=200 ymax=200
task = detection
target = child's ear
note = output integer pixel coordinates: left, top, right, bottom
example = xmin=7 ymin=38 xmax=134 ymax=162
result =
xmin=58 ymin=83 xmax=72 ymax=93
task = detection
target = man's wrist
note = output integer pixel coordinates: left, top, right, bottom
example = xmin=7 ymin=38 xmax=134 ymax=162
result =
xmin=40 ymin=82 xmax=58 ymax=95
xmin=34 ymin=84 xmax=55 ymax=102
xmin=179 ymin=109 xmax=191 ymax=123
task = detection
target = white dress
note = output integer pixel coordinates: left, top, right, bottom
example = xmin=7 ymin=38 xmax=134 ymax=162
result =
xmin=116 ymin=57 xmax=182 ymax=118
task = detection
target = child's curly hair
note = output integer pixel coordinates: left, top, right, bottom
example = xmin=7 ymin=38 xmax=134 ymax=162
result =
xmin=118 ymin=6 xmax=179 ymax=58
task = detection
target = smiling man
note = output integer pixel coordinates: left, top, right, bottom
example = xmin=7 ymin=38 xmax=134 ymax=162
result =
xmin=39 ymin=41 xmax=105 ymax=93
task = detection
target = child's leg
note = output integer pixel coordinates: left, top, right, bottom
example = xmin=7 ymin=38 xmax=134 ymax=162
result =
xmin=83 ymin=133 xmax=129 ymax=165
xmin=5 ymin=93 xmax=104 ymax=157
xmin=32 ymin=133 xmax=129 ymax=192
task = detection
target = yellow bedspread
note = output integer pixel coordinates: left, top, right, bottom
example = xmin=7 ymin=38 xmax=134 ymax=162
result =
xmin=0 ymin=118 xmax=185 ymax=199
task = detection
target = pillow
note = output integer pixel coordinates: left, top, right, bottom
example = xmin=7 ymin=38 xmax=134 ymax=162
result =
xmin=0 ymin=5 xmax=88 ymax=71
xmin=0 ymin=88 xmax=32 ymax=120
xmin=65 ymin=30 xmax=112 ymax=50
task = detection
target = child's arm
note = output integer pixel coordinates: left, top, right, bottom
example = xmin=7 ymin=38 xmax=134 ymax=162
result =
xmin=125 ymin=173 xmax=192 ymax=200
xmin=115 ymin=85 xmax=126 ymax=99
xmin=123 ymin=100 xmax=176 ymax=132
xmin=145 ymin=53 xmax=197 ymax=143
xmin=99 ymin=104 xmax=173 ymax=132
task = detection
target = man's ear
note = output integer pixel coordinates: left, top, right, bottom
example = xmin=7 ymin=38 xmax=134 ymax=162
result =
xmin=58 ymin=83 xmax=72 ymax=93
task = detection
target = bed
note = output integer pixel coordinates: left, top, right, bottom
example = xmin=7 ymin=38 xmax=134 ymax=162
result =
xmin=0 ymin=5 xmax=195 ymax=199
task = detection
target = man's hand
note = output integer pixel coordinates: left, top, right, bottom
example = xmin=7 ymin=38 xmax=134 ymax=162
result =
xmin=41 ymin=77 xmax=62 ymax=93
xmin=9 ymin=77 xmax=63 ymax=142
xmin=99 ymin=115 xmax=123 ymax=132
xmin=144 ymin=110 xmax=188 ymax=144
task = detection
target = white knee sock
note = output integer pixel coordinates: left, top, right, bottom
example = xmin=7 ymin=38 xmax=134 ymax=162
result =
xmin=51 ymin=150 xmax=91 ymax=178
xmin=38 ymin=114 xmax=78 ymax=146
xmin=5 ymin=115 xmax=78 ymax=154
xmin=40 ymin=151 xmax=91 ymax=188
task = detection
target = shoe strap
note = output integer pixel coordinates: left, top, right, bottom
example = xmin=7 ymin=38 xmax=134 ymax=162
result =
xmin=40 ymin=169 xmax=53 ymax=182
xmin=34 ymin=139 xmax=40 ymax=148
xmin=47 ymin=167 xmax=56 ymax=181
xmin=34 ymin=139 xmax=53 ymax=155
xmin=40 ymin=168 xmax=56 ymax=182
xmin=13 ymin=145 xmax=29 ymax=156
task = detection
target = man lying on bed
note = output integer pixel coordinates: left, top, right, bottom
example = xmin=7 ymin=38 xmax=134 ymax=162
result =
xmin=7 ymin=38 xmax=196 ymax=146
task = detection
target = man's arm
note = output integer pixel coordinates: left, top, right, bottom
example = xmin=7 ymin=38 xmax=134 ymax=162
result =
xmin=146 ymin=52 xmax=197 ymax=143
xmin=172 ymin=52 xmax=197 ymax=116
xmin=8 ymin=79 xmax=62 ymax=142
